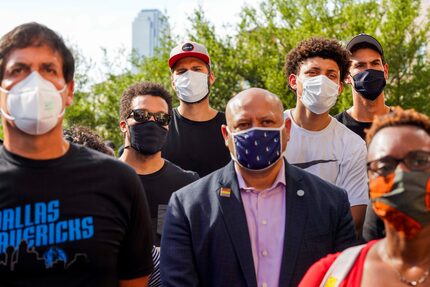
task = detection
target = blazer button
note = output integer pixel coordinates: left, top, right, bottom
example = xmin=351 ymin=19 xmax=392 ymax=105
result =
xmin=297 ymin=189 xmax=305 ymax=197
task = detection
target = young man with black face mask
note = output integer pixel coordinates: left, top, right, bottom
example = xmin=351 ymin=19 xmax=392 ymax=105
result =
xmin=335 ymin=34 xmax=390 ymax=140
xmin=335 ymin=34 xmax=391 ymax=241
xmin=161 ymin=41 xmax=231 ymax=177
xmin=119 ymin=82 xmax=199 ymax=246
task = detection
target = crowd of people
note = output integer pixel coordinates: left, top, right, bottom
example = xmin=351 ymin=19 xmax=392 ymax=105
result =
xmin=0 ymin=22 xmax=428 ymax=287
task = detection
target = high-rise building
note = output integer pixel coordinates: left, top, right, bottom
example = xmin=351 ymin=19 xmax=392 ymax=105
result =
xmin=132 ymin=9 xmax=166 ymax=59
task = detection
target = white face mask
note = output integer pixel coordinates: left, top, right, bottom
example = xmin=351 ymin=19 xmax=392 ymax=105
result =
xmin=173 ymin=70 xmax=209 ymax=103
xmin=299 ymin=75 xmax=339 ymax=114
xmin=0 ymin=71 xmax=66 ymax=135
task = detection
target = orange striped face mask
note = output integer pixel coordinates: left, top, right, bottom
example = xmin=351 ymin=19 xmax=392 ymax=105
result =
xmin=369 ymin=170 xmax=430 ymax=238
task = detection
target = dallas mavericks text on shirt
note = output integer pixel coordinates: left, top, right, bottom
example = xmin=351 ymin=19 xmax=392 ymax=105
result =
xmin=0 ymin=200 xmax=94 ymax=253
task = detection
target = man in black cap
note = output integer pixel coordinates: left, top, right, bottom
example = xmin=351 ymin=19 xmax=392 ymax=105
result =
xmin=336 ymin=34 xmax=391 ymax=241
xmin=162 ymin=41 xmax=230 ymax=177
xmin=335 ymin=34 xmax=390 ymax=140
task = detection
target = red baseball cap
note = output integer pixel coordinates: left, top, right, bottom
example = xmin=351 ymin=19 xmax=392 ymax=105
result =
xmin=169 ymin=41 xmax=211 ymax=68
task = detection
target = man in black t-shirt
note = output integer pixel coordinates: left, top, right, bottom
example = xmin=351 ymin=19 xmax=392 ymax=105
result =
xmin=119 ymin=82 xmax=199 ymax=246
xmin=0 ymin=23 xmax=153 ymax=286
xmin=161 ymin=41 xmax=231 ymax=177
xmin=335 ymin=34 xmax=391 ymax=140
xmin=335 ymin=34 xmax=391 ymax=242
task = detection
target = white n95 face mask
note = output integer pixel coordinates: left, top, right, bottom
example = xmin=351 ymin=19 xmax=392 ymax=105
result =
xmin=0 ymin=71 xmax=66 ymax=135
xmin=173 ymin=70 xmax=209 ymax=103
xmin=299 ymin=75 xmax=339 ymax=114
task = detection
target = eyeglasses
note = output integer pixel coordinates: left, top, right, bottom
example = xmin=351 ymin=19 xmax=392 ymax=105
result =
xmin=367 ymin=150 xmax=430 ymax=178
xmin=127 ymin=109 xmax=171 ymax=126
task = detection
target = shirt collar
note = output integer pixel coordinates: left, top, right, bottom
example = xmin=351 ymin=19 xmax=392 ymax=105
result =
xmin=234 ymin=160 xmax=286 ymax=192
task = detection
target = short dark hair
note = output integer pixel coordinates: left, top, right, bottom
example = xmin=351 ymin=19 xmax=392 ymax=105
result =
xmin=64 ymin=125 xmax=113 ymax=156
xmin=0 ymin=22 xmax=75 ymax=83
xmin=119 ymin=81 xmax=173 ymax=121
xmin=285 ymin=37 xmax=351 ymax=89
xmin=366 ymin=107 xmax=430 ymax=145
xmin=350 ymin=42 xmax=386 ymax=64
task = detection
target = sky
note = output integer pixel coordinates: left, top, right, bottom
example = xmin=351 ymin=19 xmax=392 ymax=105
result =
xmin=1 ymin=0 xmax=261 ymax=80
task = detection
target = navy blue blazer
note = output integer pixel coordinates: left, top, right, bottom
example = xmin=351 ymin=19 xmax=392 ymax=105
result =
xmin=160 ymin=160 xmax=356 ymax=287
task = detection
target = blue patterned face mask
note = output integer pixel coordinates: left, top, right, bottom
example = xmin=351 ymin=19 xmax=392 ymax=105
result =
xmin=229 ymin=125 xmax=284 ymax=171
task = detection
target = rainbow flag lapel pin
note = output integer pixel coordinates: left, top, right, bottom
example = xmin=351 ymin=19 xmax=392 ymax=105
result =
xmin=220 ymin=187 xmax=231 ymax=198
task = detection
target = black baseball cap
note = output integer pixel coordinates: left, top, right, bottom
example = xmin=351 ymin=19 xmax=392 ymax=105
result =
xmin=346 ymin=34 xmax=384 ymax=56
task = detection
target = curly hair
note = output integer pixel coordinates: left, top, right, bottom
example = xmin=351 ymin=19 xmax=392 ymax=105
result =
xmin=64 ymin=125 xmax=113 ymax=156
xmin=366 ymin=107 xmax=430 ymax=145
xmin=119 ymin=81 xmax=173 ymax=121
xmin=285 ymin=37 xmax=351 ymax=89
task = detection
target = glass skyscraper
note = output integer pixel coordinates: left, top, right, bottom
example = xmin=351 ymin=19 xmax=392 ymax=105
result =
xmin=132 ymin=9 xmax=166 ymax=59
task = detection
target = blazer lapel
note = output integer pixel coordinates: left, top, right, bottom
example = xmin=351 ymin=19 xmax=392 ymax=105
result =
xmin=217 ymin=161 xmax=257 ymax=287
xmin=279 ymin=161 xmax=308 ymax=286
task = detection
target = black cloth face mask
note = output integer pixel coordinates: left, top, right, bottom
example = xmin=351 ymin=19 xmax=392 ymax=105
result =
xmin=126 ymin=121 xmax=168 ymax=155
xmin=352 ymin=69 xmax=386 ymax=101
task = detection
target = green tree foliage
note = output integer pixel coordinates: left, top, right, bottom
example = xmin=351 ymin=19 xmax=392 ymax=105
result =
xmin=64 ymin=46 xmax=97 ymax=132
xmin=234 ymin=0 xmax=384 ymax=112
xmin=68 ymin=0 xmax=429 ymax=148
xmin=213 ymin=0 xmax=429 ymax=114
xmin=379 ymin=0 xmax=430 ymax=112
xmin=186 ymin=9 xmax=244 ymax=110
xmin=64 ymin=15 xmax=179 ymax=147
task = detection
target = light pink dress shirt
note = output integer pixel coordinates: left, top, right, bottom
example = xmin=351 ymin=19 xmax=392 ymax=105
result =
xmin=235 ymin=162 xmax=286 ymax=287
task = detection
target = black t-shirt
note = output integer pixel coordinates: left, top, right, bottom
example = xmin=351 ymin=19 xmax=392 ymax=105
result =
xmin=363 ymin=203 xmax=386 ymax=242
xmin=334 ymin=111 xmax=372 ymax=140
xmin=0 ymin=144 xmax=153 ymax=286
xmin=139 ymin=160 xmax=199 ymax=246
xmin=162 ymin=108 xmax=231 ymax=177
xmin=336 ymin=111 xmax=387 ymax=241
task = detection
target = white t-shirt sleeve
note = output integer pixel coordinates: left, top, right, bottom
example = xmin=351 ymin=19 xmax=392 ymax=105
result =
xmin=337 ymin=141 xmax=369 ymax=206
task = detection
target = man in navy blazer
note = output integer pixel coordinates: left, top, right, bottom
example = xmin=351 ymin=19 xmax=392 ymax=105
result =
xmin=160 ymin=88 xmax=357 ymax=287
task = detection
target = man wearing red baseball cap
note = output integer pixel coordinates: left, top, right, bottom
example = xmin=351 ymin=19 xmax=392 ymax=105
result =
xmin=162 ymin=41 xmax=230 ymax=177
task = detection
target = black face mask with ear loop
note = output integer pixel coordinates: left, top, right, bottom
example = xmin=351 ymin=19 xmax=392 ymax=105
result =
xmin=125 ymin=121 xmax=168 ymax=155
xmin=352 ymin=69 xmax=386 ymax=101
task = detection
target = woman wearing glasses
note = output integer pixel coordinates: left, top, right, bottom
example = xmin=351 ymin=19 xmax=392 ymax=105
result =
xmin=299 ymin=107 xmax=430 ymax=287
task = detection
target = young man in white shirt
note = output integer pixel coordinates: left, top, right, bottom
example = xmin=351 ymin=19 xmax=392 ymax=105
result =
xmin=284 ymin=37 xmax=368 ymax=236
